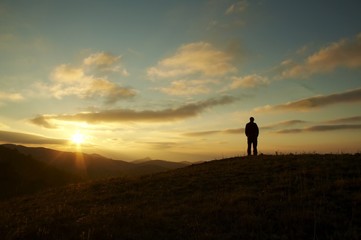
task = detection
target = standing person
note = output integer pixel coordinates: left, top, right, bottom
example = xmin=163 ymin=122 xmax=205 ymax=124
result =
xmin=245 ymin=117 xmax=259 ymax=156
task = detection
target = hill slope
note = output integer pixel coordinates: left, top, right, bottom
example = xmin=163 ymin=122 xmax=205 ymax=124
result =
xmin=0 ymin=146 xmax=80 ymax=200
xmin=1 ymin=144 xmax=189 ymax=179
xmin=0 ymin=154 xmax=360 ymax=240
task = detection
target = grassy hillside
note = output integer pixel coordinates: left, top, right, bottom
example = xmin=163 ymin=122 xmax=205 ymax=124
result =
xmin=0 ymin=146 xmax=80 ymax=200
xmin=0 ymin=154 xmax=360 ymax=239
xmin=1 ymin=144 xmax=189 ymax=179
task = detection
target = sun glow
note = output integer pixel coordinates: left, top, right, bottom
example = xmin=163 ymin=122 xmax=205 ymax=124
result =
xmin=71 ymin=132 xmax=85 ymax=145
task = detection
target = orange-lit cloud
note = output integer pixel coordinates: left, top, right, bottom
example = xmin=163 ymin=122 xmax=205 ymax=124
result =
xmin=0 ymin=130 xmax=67 ymax=144
xmin=263 ymin=120 xmax=308 ymax=130
xmin=228 ymin=74 xmax=269 ymax=89
xmin=83 ymin=52 xmax=119 ymax=66
xmin=140 ymin=141 xmax=178 ymax=149
xmin=185 ymin=116 xmax=361 ymax=137
xmin=29 ymin=115 xmax=58 ymax=129
xmin=276 ymin=124 xmax=361 ymax=134
xmin=147 ymin=42 xmax=236 ymax=79
xmin=40 ymin=53 xmax=135 ymax=104
xmin=156 ymin=79 xmax=218 ymax=96
xmin=30 ymin=96 xmax=237 ymax=128
xmin=254 ymin=87 xmax=361 ymax=112
xmin=186 ymin=128 xmax=253 ymax=137
xmin=226 ymin=0 xmax=248 ymax=15
xmin=281 ymin=33 xmax=361 ymax=78
xmin=83 ymin=52 xmax=129 ymax=75
xmin=0 ymin=91 xmax=24 ymax=102
xmin=184 ymin=119 xmax=306 ymax=137
xmin=52 ymin=64 xmax=84 ymax=83
xmin=325 ymin=115 xmax=361 ymax=124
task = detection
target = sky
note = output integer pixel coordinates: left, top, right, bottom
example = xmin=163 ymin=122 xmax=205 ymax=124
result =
xmin=0 ymin=0 xmax=360 ymax=161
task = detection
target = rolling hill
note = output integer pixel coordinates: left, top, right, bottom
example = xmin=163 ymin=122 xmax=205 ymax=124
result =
xmin=0 ymin=144 xmax=189 ymax=200
xmin=0 ymin=154 xmax=360 ymax=239
xmin=0 ymin=146 xmax=80 ymax=200
xmin=1 ymin=144 xmax=189 ymax=179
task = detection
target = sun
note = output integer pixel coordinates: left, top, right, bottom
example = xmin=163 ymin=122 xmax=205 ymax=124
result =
xmin=71 ymin=132 xmax=85 ymax=145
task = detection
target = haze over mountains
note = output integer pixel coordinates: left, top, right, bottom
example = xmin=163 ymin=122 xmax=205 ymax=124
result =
xmin=0 ymin=144 xmax=189 ymax=199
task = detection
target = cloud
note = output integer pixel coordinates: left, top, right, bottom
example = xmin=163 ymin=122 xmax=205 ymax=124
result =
xmin=0 ymin=91 xmax=24 ymax=106
xmin=52 ymin=64 xmax=85 ymax=83
xmin=254 ymin=87 xmax=361 ymax=112
xmin=184 ymin=130 xmax=223 ymax=137
xmin=140 ymin=141 xmax=178 ymax=149
xmin=0 ymin=130 xmax=67 ymax=144
xmin=184 ymin=128 xmax=244 ymax=137
xmin=41 ymin=53 xmax=136 ymax=104
xmin=281 ymin=33 xmax=361 ymax=78
xmin=325 ymin=116 xmax=361 ymax=124
xmin=156 ymin=79 xmax=218 ymax=96
xmin=276 ymin=124 xmax=361 ymax=134
xmin=83 ymin=52 xmax=120 ymax=66
xmin=30 ymin=96 xmax=237 ymax=128
xmin=83 ymin=52 xmax=129 ymax=75
xmin=262 ymin=120 xmax=308 ymax=130
xmin=228 ymin=74 xmax=269 ymax=89
xmin=184 ymin=119 xmax=306 ymax=137
xmin=185 ymin=116 xmax=361 ymax=137
xmin=0 ymin=91 xmax=24 ymax=101
xmin=87 ymin=78 xmax=136 ymax=104
xmin=147 ymin=42 xmax=236 ymax=79
xmin=30 ymin=115 xmax=58 ymax=129
xmin=226 ymin=0 xmax=248 ymax=15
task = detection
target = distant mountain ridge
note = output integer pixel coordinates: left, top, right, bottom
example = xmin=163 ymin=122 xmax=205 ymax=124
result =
xmin=1 ymin=154 xmax=360 ymax=239
xmin=0 ymin=144 xmax=189 ymax=199
xmin=0 ymin=145 xmax=80 ymax=200
xmin=1 ymin=144 xmax=189 ymax=179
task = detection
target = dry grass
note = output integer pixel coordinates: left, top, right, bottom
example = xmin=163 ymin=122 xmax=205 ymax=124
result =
xmin=0 ymin=154 xmax=360 ymax=239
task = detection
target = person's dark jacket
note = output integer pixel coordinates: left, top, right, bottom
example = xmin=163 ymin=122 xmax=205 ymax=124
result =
xmin=245 ymin=122 xmax=259 ymax=138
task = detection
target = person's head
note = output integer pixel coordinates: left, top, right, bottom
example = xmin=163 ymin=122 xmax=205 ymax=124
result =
xmin=250 ymin=117 xmax=254 ymax=122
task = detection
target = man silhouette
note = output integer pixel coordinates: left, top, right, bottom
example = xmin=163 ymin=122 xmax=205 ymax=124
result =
xmin=245 ymin=117 xmax=259 ymax=156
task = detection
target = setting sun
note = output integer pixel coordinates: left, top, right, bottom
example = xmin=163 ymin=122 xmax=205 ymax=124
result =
xmin=0 ymin=1 xmax=360 ymax=161
xmin=71 ymin=132 xmax=85 ymax=145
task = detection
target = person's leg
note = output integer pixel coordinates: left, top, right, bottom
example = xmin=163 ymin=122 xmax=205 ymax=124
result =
xmin=253 ymin=138 xmax=258 ymax=155
xmin=247 ymin=138 xmax=252 ymax=155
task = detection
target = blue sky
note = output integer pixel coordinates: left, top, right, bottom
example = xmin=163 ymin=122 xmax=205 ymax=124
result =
xmin=1 ymin=0 xmax=360 ymax=161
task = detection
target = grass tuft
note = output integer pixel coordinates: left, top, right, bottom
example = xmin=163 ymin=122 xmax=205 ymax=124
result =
xmin=0 ymin=154 xmax=360 ymax=239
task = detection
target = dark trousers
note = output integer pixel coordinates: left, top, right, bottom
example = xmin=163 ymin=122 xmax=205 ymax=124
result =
xmin=247 ymin=137 xmax=258 ymax=156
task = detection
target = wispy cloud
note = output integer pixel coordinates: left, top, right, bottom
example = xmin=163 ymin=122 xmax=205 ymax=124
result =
xmin=281 ymin=33 xmax=361 ymax=78
xmin=30 ymin=96 xmax=237 ymax=128
xmin=226 ymin=0 xmax=248 ymax=15
xmin=140 ymin=141 xmax=178 ymax=149
xmin=254 ymin=87 xmax=361 ymax=113
xmin=147 ymin=42 xmax=236 ymax=79
xmin=83 ymin=52 xmax=129 ymax=75
xmin=84 ymin=52 xmax=119 ymax=66
xmin=39 ymin=52 xmax=135 ymax=104
xmin=227 ymin=74 xmax=269 ymax=90
xmin=324 ymin=116 xmax=361 ymax=124
xmin=184 ymin=128 xmax=244 ymax=137
xmin=0 ymin=130 xmax=67 ymax=144
xmin=0 ymin=91 xmax=24 ymax=106
xmin=156 ymin=79 xmax=219 ymax=96
xmin=184 ymin=119 xmax=306 ymax=137
xmin=184 ymin=130 xmax=224 ymax=137
xmin=0 ymin=91 xmax=24 ymax=101
xmin=276 ymin=124 xmax=361 ymax=134
xmin=184 ymin=116 xmax=361 ymax=137
xmin=263 ymin=120 xmax=308 ymax=130
xmin=29 ymin=115 xmax=58 ymax=129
